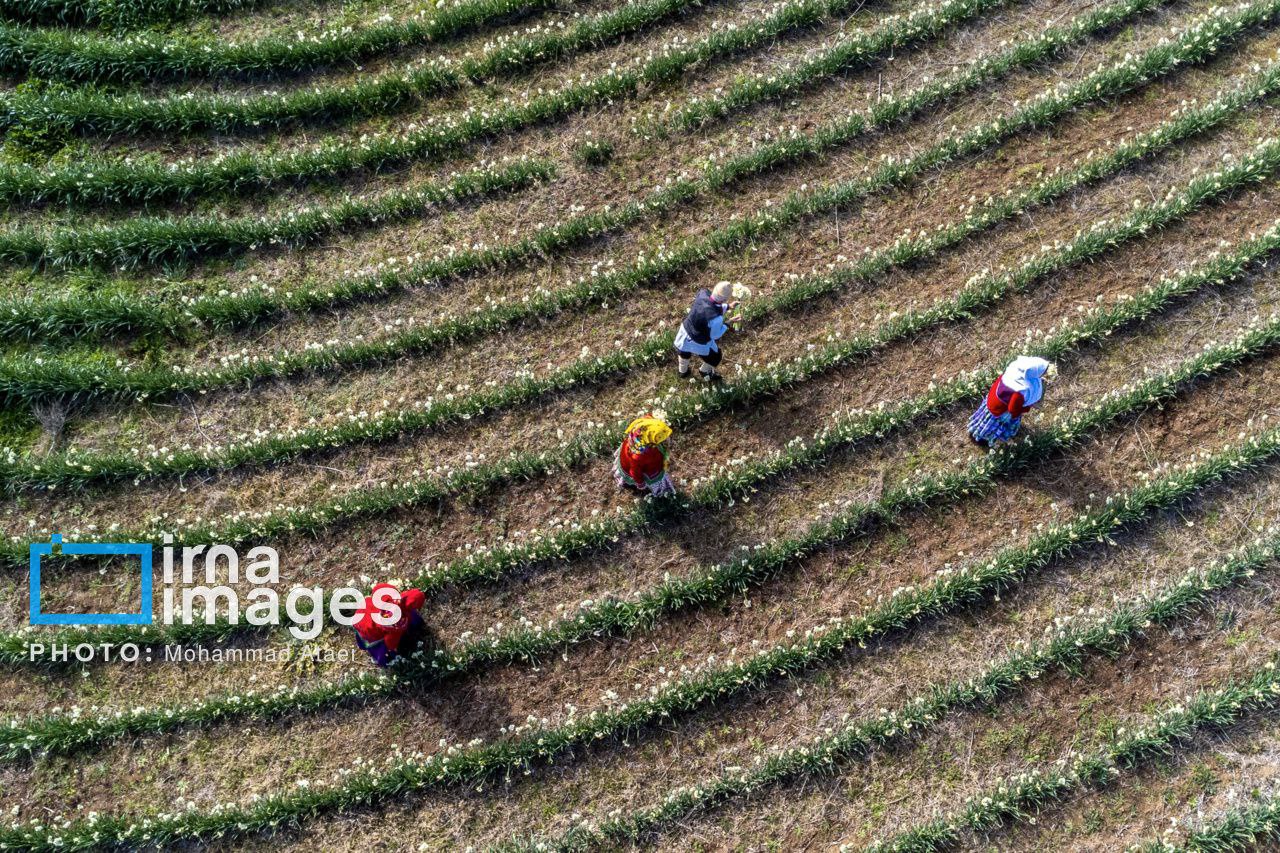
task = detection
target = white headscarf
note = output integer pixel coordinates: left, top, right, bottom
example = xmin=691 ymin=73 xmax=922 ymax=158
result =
xmin=1001 ymin=356 xmax=1051 ymax=407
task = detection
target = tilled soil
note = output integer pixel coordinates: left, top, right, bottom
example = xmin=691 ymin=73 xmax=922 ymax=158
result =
xmin=8 ymin=89 xmax=1280 ymax=617
xmin=1000 ymin=716 xmax=1280 ymax=850
xmin=0 ymin=0 xmax=1194 ymax=277
xmin=4 ymin=0 xmax=1277 ymax=845
xmin=2 ymin=277 xmax=1278 ymax=822
xmin=207 ymin=503 xmax=1280 ymax=849
xmin=12 ymin=17 xmax=1277 ymax=553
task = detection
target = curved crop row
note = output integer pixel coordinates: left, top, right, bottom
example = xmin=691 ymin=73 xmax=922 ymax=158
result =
xmin=0 ymin=1 xmax=1185 ymax=341
xmin=0 ymin=0 xmax=1148 ymax=204
xmin=3 ymin=387 xmax=1277 ymax=845
xmin=9 ymin=440 xmax=1280 ymax=777
xmin=0 ymin=0 xmax=1165 ymax=267
xmin=5 ymin=245 xmax=1274 ymax=691
xmin=412 ymin=313 xmax=1280 ymax=673
xmin=0 ymin=154 xmax=1271 ymax=580
xmin=0 ymin=0 xmax=736 ymax=133
xmin=653 ymin=0 xmax=1158 ymax=130
xmin=0 ymin=0 xmax=556 ymax=81
xmin=6 ymin=207 xmax=1276 ymax=665
xmin=0 ymin=158 xmax=553 ymax=268
xmin=0 ymin=129 xmax=1267 ymax=546
xmin=522 ymin=532 xmax=1280 ymax=851
xmin=1 ymin=123 xmax=1271 ymax=507
xmin=0 ymin=3 xmax=1252 ymax=334
xmin=1138 ymin=795 xmax=1280 ymax=852
xmin=0 ymin=0 xmax=271 ymax=28
xmin=11 ymin=381 xmax=1280 ymax=758
xmin=0 ymin=0 xmax=994 ymax=136
xmin=0 ymin=68 xmax=1249 ymax=473
xmin=866 ymin=662 xmax=1280 ymax=853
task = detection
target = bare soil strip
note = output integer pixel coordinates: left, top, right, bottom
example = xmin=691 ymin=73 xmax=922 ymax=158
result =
xmin=1 ymin=265 xmax=1277 ymax=825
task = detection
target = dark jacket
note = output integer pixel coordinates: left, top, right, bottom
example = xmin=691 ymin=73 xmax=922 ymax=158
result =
xmin=680 ymin=288 xmax=727 ymax=345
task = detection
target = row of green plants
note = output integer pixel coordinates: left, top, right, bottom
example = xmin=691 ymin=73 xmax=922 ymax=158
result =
xmin=0 ymin=95 xmax=1271 ymax=498
xmin=7 ymin=101 xmax=1269 ymax=491
xmin=363 ymin=195 xmax=1280 ymax=599
xmin=7 ymin=66 xmax=1269 ymax=438
xmin=3 ymin=395 xmax=1278 ymax=847
xmin=423 ymin=313 xmax=1280 ymax=671
xmin=0 ymin=0 xmax=1167 ymax=269
xmin=0 ymin=0 xmax=1194 ymax=204
xmin=6 ymin=199 xmax=1277 ymax=667
xmin=6 ymin=283 xmax=1280 ymax=755
xmin=1136 ymin=794 xmax=1280 ymax=851
xmin=0 ymin=0 xmax=736 ymax=133
xmin=653 ymin=0 xmax=1156 ymax=131
xmin=0 ymin=157 xmax=553 ymax=267
xmin=0 ymin=0 xmax=557 ymax=81
xmin=0 ymin=0 xmax=1257 ymax=333
xmin=867 ymin=660 xmax=1280 ymax=852
xmin=0 ymin=2 xmax=1188 ymax=356
xmin=0 ymin=0 xmax=271 ymax=28
xmin=0 ymin=0 xmax=1016 ymax=204
xmin=0 ymin=10 xmax=1255 ymax=376
xmin=0 ymin=138 xmax=1269 ymax=591
xmin=520 ymin=531 xmax=1280 ymax=851
xmin=0 ymin=0 xmax=1089 ymax=262
xmin=5 ymin=189 xmax=1274 ymax=676
xmin=2 ymin=143 xmax=1274 ymax=592
xmin=0 ymin=0 xmax=974 ymax=135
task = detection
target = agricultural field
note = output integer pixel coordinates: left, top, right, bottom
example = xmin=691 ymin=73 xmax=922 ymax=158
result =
xmin=4 ymin=0 xmax=1280 ymax=845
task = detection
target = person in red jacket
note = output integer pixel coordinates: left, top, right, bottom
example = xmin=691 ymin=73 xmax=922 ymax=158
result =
xmin=353 ymin=583 xmax=428 ymax=667
xmin=612 ymin=413 xmax=676 ymax=497
xmin=968 ymin=356 xmax=1052 ymax=447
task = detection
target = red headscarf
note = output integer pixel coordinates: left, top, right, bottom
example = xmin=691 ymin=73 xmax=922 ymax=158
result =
xmin=355 ymin=583 xmax=426 ymax=651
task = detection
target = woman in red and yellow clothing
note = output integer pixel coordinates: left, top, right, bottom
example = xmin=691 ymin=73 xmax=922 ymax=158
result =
xmin=968 ymin=356 xmax=1052 ymax=447
xmin=612 ymin=414 xmax=676 ymax=497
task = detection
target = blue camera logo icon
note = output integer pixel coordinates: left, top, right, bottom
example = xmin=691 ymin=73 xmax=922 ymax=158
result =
xmin=29 ymin=535 xmax=153 ymax=626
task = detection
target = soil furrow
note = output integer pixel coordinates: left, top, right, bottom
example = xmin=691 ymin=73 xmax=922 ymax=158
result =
xmin=0 ymin=272 xmax=1274 ymax=819
xmin=7 ymin=93 xmax=1278 ymax=609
